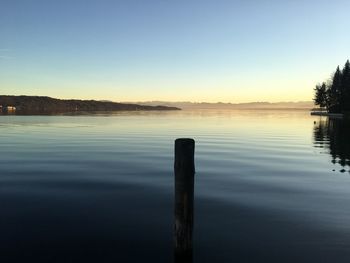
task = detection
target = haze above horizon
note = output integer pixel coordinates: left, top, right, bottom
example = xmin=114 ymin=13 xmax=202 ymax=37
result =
xmin=1 ymin=0 xmax=349 ymax=103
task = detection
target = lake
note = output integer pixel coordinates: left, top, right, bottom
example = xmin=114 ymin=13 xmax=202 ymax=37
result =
xmin=1 ymin=110 xmax=350 ymax=263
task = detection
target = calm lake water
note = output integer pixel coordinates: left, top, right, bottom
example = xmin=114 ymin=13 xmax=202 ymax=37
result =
xmin=1 ymin=110 xmax=350 ymax=263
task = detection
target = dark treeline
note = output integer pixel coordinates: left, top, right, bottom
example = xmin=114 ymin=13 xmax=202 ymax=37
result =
xmin=313 ymin=119 xmax=350 ymax=172
xmin=0 ymin=95 xmax=180 ymax=114
xmin=314 ymin=60 xmax=350 ymax=113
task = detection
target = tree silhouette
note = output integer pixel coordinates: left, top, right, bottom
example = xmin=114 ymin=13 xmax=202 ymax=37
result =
xmin=341 ymin=60 xmax=350 ymax=111
xmin=329 ymin=66 xmax=342 ymax=112
xmin=313 ymin=59 xmax=350 ymax=113
xmin=313 ymin=82 xmax=327 ymax=109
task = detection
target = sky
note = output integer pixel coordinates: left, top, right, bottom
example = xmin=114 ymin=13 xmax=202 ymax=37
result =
xmin=0 ymin=0 xmax=349 ymax=103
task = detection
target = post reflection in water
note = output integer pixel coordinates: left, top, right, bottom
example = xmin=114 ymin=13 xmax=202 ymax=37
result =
xmin=174 ymin=139 xmax=195 ymax=263
xmin=313 ymin=118 xmax=350 ymax=172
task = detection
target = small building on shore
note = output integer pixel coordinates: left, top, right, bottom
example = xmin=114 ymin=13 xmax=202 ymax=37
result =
xmin=7 ymin=106 xmax=16 ymax=112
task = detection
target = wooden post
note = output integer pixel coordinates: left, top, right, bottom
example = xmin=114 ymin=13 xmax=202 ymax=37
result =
xmin=174 ymin=138 xmax=195 ymax=263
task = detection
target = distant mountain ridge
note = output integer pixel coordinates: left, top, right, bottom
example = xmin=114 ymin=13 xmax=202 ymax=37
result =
xmin=130 ymin=101 xmax=314 ymax=110
xmin=0 ymin=95 xmax=180 ymax=114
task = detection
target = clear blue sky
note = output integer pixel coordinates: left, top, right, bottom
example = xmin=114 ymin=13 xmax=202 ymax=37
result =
xmin=0 ymin=0 xmax=349 ymax=102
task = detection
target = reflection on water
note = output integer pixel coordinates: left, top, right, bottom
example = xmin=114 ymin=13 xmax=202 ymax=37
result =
xmin=314 ymin=118 xmax=350 ymax=172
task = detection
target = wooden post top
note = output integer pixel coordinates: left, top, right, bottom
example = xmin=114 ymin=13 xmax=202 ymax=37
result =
xmin=174 ymin=138 xmax=195 ymax=174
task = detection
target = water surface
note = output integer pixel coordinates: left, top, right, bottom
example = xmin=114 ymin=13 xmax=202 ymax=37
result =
xmin=1 ymin=110 xmax=350 ymax=262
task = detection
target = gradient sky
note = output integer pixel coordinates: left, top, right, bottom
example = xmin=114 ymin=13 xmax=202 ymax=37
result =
xmin=1 ymin=0 xmax=349 ymax=102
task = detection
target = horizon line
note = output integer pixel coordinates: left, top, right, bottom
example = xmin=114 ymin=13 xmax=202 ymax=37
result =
xmin=0 ymin=94 xmax=313 ymax=105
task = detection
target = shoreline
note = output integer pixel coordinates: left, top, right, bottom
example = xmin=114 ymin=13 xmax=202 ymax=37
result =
xmin=310 ymin=111 xmax=344 ymax=118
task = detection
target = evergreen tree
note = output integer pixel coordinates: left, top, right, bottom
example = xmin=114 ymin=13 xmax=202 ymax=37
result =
xmin=328 ymin=66 xmax=343 ymax=113
xmin=313 ymin=59 xmax=350 ymax=113
xmin=341 ymin=60 xmax=350 ymax=111
xmin=320 ymin=82 xmax=328 ymax=109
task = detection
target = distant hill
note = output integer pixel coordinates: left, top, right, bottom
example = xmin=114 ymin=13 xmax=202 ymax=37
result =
xmin=132 ymin=101 xmax=314 ymax=110
xmin=0 ymin=95 xmax=180 ymax=114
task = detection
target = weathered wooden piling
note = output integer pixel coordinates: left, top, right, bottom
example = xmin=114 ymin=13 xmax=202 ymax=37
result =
xmin=174 ymin=138 xmax=195 ymax=263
